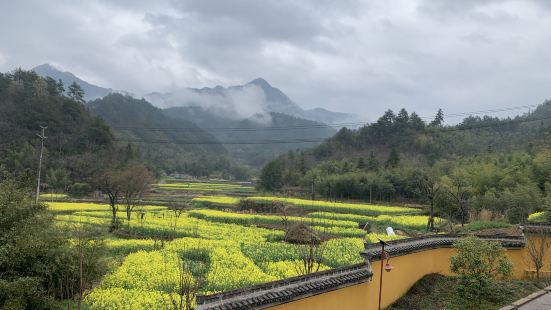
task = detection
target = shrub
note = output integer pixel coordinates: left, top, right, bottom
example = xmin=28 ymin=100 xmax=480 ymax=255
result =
xmin=450 ymin=236 xmax=513 ymax=307
xmin=528 ymin=211 xmax=548 ymax=223
xmin=463 ymin=221 xmax=512 ymax=232
xmin=68 ymin=182 xmax=92 ymax=197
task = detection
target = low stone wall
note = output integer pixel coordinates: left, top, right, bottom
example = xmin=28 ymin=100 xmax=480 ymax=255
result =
xmin=197 ymin=227 xmax=551 ymax=310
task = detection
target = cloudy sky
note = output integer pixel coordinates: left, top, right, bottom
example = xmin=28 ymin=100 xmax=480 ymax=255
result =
xmin=1 ymin=0 xmax=551 ymax=122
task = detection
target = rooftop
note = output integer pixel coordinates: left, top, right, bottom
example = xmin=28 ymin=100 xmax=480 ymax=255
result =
xmin=361 ymin=234 xmax=526 ymax=261
xmin=196 ymin=262 xmax=372 ymax=310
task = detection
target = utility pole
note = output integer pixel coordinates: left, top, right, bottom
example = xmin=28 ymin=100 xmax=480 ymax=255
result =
xmin=377 ymin=238 xmax=391 ymax=310
xmin=36 ymin=125 xmax=47 ymax=203
xmin=311 ymin=180 xmax=315 ymax=201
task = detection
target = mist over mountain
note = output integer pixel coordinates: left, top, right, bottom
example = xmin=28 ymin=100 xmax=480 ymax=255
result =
xmin=33 ymin=63 xmax=358 ymax=125
xmin=145 ymin=78 xmax=359 ymax=124
xmin=30 ymin=64 xmax=347 ymax=167
xmin=164 ymin=106 xmax=336 ymax=166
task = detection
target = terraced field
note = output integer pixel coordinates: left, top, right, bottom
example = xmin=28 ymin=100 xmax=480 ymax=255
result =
xmin=154 ymin=181 xmax=255 ymax=195
xmin=48 ymin=196 xmax=429 ymax=308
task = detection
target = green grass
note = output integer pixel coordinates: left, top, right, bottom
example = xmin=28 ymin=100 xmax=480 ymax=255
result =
xmin=40 ymin=193 xmax=68 ymax=199
xmin=463 ymin=221 xmax=512 ymax=232
xmin=388 ymin=274 xmax=543 ymax=310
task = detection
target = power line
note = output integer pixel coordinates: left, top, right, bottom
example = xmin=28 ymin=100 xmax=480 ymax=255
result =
xmin=114 ymin=138 xmax=325 ymax=145
xmin=443 ymin=104 xmax=537 ymax=118
xmin=110 ymin=104 xmax=538 ymax=132
xmin=112 ymin=122 xmax=365 ymax=132
xmin=113 ymin=114 xmax=551 ymax=145
xmin=35 ymin=125 xmax=47 ymax=203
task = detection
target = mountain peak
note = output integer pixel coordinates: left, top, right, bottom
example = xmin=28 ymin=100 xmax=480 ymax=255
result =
xmin=247 ymin=78 xmax=271 ymax=88
xmin=33 ymin=63 xmax=56 ymax=70
xmin=33 ymin=63 xmax=71 ymax=76
xmin=32 ymin=63 xmax=114 ymax=101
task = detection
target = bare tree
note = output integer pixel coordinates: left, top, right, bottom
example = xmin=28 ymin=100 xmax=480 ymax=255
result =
xmin=276 ymin=202 xmax=290 ymax=229
xmin=168 ymin=199 xmax=189 ymax=234
xmin=416 ymin=170 xmax=442 ymax=232
xmin=120 ymin=164 xmax=154 ymax=226
xmin=291 ymin=222 xmax=327 ymax=275
xmin=526 ymin=228 xmax=549 ymax=281
xmin=440 ymin=173 xmax=472 ymax=227
xmin=170 ymin=255 xmax=203 ymax=309
xmin=95 ymin=170 xmax=124 ymax=228
xmin=163 ymin=246 xmax=207 ymax=310
xmin=72 ymin=217 xmax=106 ymax=309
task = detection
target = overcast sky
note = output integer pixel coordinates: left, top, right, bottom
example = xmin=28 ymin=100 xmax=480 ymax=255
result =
xmin=1 ymin=0 xmax=551 ymax=121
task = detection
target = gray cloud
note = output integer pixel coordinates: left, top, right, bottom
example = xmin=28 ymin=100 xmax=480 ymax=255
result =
xmin=0 ymin=0 xmax=550 ymax=122
xmin=146 ymin=84 xmax=273 ymax=123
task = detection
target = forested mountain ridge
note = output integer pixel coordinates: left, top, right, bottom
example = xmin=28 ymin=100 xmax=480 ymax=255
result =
xmin=259 ymin=102 xmax=551 ymax=226
xmin=88 ymin=94 xmax=251 ymax=179
xmin=0 ymin=69 xmax=113 ymax=187
xmin=312 ymin=104 xmax=551 ymax=165
xmin=0 ymin=68 xmax=252 ymax=187
xmin=164 ymin=106 xmax=336 ymax=166
xmin=33 ymin=64 xmax=120 ymax=101
xmin=31 ymin=64 xmax=343 ymax=168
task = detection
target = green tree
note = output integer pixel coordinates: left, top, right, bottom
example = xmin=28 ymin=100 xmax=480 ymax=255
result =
xmin=356 ymin=157 xmax=365 ymax=170
xmin=501 ymin=184 xmax=541 ymax=223
xmin=429 ymin=108 xmax=444 ymax=127
xmin=68 ymin=82 xmax=85 ymax=103
xmin=385 ymin=148 xmax=400 ymax=168
xmin=367 ymin=151 xmax=379 ymax=171
xmin=56 ymin=79 xmax=65 ymax=95
xmin=45 ymin=168 xmax=70 ymax=193
xmin=395 ymin=108 xmax=409 ymax=130
xmin=409 ymin=112 xmax=425 ymax=130
xmin=45 ymin=77 xmax=61 ymax=96
xmin=299 ymin=153 xmax=307 ymax=176
xmin=258 ymin=160 xmax=284 ymax=191
xmin=0 ymin=179 xmax=106 ymax=308
xmin=450 ymin=237 xmax=513 ymax=308
xmin=533 ymin=150 xmax=551 ymax=189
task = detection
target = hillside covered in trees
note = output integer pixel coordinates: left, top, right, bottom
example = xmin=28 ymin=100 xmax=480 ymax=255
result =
xmin=259 ymin=103 xmax=551 ymax=226
xmin=88 ymin=94 xmax=252 ymax=179
xmin=164 ymin=106 xmax=336 ymax=166
xmin=0 ymin=69 xmax=114 ymax=189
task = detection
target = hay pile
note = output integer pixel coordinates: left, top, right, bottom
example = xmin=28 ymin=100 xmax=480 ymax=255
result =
xmin=284 ymin=222 xmax=320 ymax=244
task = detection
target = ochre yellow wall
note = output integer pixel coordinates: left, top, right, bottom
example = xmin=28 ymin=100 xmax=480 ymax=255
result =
xmin=268 ymin=235 xmax=551 ymax=310
xmin=523 ymin=234 xmax=551 ymax=278
xmin=266 ymin=283 xmax=370 ymax=310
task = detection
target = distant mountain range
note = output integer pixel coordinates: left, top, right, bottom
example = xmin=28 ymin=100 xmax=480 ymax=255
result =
xmin=32 ymin=63 xmax=361 ymax=167
xmin=145 ymin=77 xmax=358 ymax=124
xmin=33 ymin=64 xmax=359 ymax=124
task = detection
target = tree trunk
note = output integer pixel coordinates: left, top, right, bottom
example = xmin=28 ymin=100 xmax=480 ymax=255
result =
xmin=126 ymin=207 xmax=132 ymax=222
xmin=78 ymin=243 xmax=83 ymax=310
xmin=427 ymin=198 xmax=434 ymax=232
